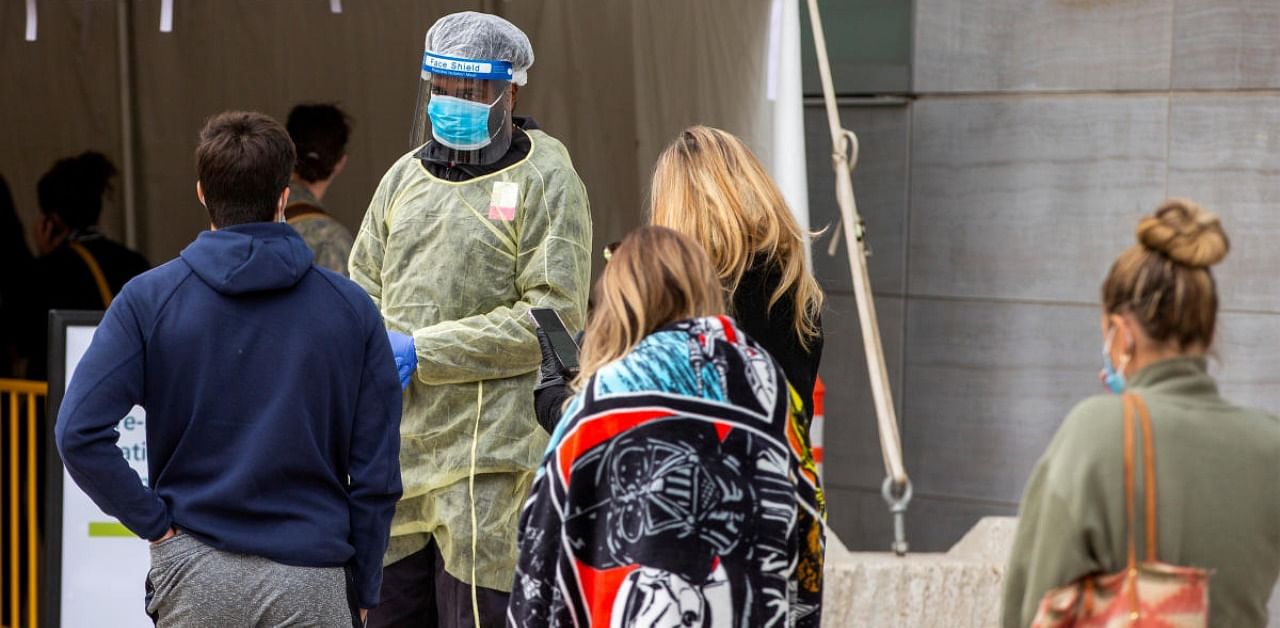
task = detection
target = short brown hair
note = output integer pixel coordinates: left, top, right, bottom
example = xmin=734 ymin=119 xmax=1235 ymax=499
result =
xmin=576 ymin=226 xmax=725 ymax=386
xmin=196 ymin=111 xmax=295 ymax=227
xmin=1102 ymin=198 xmax=1230 ymax=349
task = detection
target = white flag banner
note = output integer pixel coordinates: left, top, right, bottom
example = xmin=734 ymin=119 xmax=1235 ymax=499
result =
xmin=160 ymin=0 xmax=174 ymax=32
xmin=766 ymin=0 xmax=783 ymax=102
xmin=25 ymin=0 xmax=37 ymax=41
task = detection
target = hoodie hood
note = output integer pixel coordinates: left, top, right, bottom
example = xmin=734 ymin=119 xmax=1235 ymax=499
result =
xmin=180 ymin=223 xmax=314 ymax=295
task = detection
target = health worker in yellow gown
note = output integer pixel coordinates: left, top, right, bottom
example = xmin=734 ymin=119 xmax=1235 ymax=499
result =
xmin=349 ymin=11 xmax=592 ymax=627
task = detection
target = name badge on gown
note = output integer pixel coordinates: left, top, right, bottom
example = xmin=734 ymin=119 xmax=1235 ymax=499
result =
xmin=488 ymin=181 xmax=519 ymax=222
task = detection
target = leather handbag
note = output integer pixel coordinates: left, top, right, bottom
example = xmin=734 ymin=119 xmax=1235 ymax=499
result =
xmin=1031 ymin=392 xmax=1211 ymax=627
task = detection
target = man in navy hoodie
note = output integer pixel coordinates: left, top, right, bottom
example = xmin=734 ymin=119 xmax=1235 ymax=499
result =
xmin=55 ymin=111 xmax=402 ymax=626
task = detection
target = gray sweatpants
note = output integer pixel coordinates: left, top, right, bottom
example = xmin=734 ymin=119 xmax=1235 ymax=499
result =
xmin=145 ymin=532 xmax=357 ymax=627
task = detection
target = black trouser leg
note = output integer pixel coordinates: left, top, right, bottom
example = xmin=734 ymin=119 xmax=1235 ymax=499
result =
xmin=432 ymin=541 xmax=510 ymax=628
xmin=366 ymin=544 xmax=439 ymax=628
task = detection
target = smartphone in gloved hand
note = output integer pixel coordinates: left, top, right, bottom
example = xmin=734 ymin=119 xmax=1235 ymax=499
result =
xmin=528 ymin=308 xmax=580 ymax=371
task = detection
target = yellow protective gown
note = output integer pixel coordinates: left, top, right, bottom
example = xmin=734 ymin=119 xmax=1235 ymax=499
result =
xmin=349 ymin=129 xmax=592 ymax=591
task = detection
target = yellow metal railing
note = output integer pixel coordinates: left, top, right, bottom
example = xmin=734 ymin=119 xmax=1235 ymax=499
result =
xmin=2 ymin=379 xmax=45 ymax=628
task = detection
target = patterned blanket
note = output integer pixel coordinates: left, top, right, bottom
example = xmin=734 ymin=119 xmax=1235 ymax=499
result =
xmin=508 ymin=316 xmax=826 ymax=627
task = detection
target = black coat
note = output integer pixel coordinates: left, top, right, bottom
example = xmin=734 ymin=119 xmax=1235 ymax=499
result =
xmin=19 ymin=233 xmax=150 ymax=379
xmin=730 ymin=257 xmax=824 ymax=419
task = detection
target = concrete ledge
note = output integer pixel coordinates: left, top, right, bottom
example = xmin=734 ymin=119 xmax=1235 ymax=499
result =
xmin=822 ymin=517 xmax=1012 ymax=627
xmin=822 ymin=517 xmax=1280 ymax=627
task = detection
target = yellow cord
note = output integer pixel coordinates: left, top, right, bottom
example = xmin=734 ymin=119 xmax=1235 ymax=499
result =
xmin=469 ymin=381 xmax=483 ymax=627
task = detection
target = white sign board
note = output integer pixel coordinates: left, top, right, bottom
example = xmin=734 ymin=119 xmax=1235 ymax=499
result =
xmin=60 ymin=324 xmax=151 ymax=627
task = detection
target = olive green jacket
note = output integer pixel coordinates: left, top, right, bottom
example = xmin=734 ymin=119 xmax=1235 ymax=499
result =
xmin=1003 ymin=357 xmax=1280 ymax=627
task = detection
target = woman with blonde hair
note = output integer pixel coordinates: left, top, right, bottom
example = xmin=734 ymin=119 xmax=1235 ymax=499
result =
xmin=649 ymin=125 xmax=825 ymax=418
xmin=510 ymin=226 xmax=825 ymax=627
xmin=1002 ymin=200 xmax=1280 ymax=627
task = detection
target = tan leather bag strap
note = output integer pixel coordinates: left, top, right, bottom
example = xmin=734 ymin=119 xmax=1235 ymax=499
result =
xmin=1123 ymin=393 xmax=1138 ymax=569
xmin=1121 ymin=392 xmax=1159 ymax=568
xmin=1133 ymin=393 xmax=1159 ymax=561
xmin=67 ymin=241 xmax=113 ymax=308
xmin=285 ymin=201 xmax=325 ymax=223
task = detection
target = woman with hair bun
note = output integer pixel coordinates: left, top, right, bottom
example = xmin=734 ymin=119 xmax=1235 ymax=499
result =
xmin=284 ymin=103 xmax=355 ymax=276
xmin=1002 ymin=200 xmax=1280 ymax=627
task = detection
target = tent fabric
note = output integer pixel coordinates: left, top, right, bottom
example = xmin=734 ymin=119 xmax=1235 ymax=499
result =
xmin=2 ymin=0 xmax=124 ymax=245
xmin=632 ymin=0 xmax=777 ymax=189
xmin=3 ymin=1 xmax=782 ymax=273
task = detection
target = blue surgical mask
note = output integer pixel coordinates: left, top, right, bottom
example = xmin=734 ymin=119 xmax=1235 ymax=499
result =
xmin=427 ymin=94 xmax=499 ymax=150
xmin=1102 ymin=327 xmax=1127 ymax=394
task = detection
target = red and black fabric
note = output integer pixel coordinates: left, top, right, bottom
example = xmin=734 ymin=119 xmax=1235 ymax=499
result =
xmin=508 ymin=316 xmax=825 ymax=627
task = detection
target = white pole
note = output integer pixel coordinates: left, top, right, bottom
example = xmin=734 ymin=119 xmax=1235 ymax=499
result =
xmin=769 ymin=0 xmax=812 ymax=267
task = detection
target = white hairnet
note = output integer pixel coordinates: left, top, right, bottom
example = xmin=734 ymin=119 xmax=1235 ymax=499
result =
xmin=424 ymin=12 xmax=534 ymax=86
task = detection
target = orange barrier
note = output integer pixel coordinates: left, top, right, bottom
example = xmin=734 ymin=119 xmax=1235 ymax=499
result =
xmin=2 ymin=379 xmax=45 ymax=628
xmin=812 ymin=377 xmax=825 ymax=476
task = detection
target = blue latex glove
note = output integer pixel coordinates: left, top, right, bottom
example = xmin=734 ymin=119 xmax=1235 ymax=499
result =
xmin=386 ymin=330 xmax=417 ymax=390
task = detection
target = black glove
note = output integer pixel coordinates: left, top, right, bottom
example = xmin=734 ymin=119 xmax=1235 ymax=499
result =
xmin=533 ymin=327 xmax=580 ymax=434
xmin=534 ymin=326 xmax=576 ymax=391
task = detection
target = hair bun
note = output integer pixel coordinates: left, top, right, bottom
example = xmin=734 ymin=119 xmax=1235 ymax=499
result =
xmin=72 ymin=151 xmax=118 ymax=195
xmin=1136 ymin=198 xmax=1229 ymax=268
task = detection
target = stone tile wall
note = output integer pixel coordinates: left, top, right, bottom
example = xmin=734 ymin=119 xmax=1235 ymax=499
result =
xmin=812 ymin=3 xmax=1280 ymax=583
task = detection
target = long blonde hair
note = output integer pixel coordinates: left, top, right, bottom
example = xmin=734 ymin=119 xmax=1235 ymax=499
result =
xmin=1103 ymin=198 xmax=1229 ymax=349
xmin=649 ymin=126 xmax=824 ymax=346
xmin=576 ymin=226 xmax=724 ymax=386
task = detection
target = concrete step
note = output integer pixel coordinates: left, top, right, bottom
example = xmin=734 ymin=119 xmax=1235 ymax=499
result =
xmin=822 ymin=517 xmax=1012 ymax=627
xmin=821 ymin=516 xmax=1280 ymax=627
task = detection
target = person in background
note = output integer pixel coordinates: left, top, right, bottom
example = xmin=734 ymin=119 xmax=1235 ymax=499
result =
xmin=533 ymin=126 xmax=825 ymax=434
xmin=0 ymin=174 xmax=33 ymax=377
xmin=55 ymin=111 xmax=402 ymax=626
xmin=349 ymin=11 xmax=592 ymax=627
xmin=285 ymin=103 xmax=356 ymax=276
xmin=19 ymin=152 xmax=150 ymax=380
xmin=1001 ymin=200 xmax=1280 ymax=628
xmin=508 ymin=226 xmax=825 ymax=627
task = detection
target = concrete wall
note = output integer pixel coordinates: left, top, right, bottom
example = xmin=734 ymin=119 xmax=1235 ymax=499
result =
xmin=814 ymin=0 xmax=1280 ymax=555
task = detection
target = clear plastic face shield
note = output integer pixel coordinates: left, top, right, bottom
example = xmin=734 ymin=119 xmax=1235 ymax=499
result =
xmin=411 ymin=52 xmax=515 ymax=166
